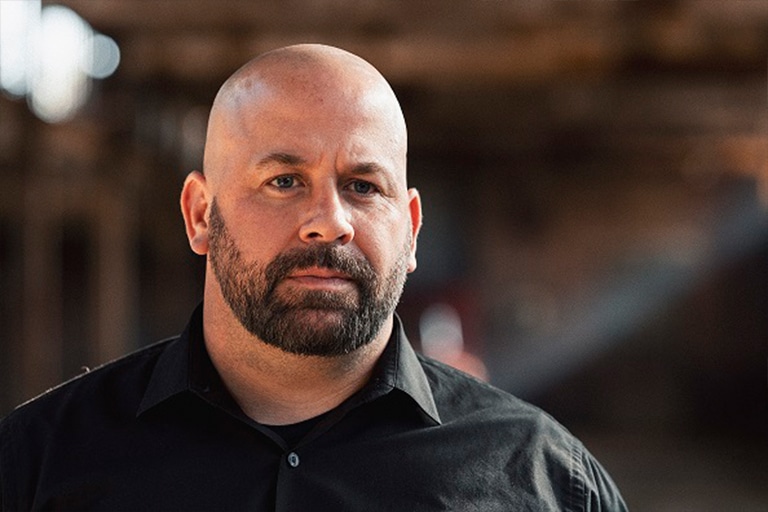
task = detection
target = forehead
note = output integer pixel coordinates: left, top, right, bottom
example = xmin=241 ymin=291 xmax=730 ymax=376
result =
xmin=231 ymin=81 xmax=406 ymax=170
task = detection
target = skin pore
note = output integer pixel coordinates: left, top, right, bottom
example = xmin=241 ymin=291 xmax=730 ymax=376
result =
xmin=180 ymin=45 xmax=422 ymax=425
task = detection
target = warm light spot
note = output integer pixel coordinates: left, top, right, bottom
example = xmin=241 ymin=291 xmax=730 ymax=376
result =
xmin=420 ymin=303 xmax=465 ymax=356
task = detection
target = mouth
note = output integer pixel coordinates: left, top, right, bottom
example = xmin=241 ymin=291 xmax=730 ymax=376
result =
xmin=283 ymin=267 xmax=357 ymax=291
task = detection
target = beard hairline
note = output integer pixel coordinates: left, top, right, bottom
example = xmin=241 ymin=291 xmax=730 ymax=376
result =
xmin=207 ymin=197 xmax=410 ymax=357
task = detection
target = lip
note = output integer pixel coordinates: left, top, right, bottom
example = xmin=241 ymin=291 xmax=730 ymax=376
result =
xmin=289 ymin=267 xmax=353 ymax=280
xmin=284 ymin=267 xmax=356 ymax=290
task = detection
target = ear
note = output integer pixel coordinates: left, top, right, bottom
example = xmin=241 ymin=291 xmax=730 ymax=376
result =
xmin=180 ymin=171 xmax=210 ymax=255
xmin=406 ymin=188 xmax=422 ymax=273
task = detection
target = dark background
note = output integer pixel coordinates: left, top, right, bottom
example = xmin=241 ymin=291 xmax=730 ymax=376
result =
xmin=1 ymin=1 xmax=766 ymax=509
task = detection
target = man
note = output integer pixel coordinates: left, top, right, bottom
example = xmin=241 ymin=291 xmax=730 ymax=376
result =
xmin=0 ymin=44 xmax=627 ymax=510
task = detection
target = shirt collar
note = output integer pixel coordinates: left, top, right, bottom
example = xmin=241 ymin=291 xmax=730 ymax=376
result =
xmin=136 ymin=304 xmax=202 ymax=416
xmin=371 ymin=315 xmax=441 ymax=425
xmin=137 ymin=304 xmax=441 ymax=425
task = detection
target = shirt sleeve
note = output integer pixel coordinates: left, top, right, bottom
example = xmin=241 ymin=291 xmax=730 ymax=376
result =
xmin=0 ymin=420 xmax=8 ymax=512
xmin=0 ymin=415 xmax=26 ymax=512
xmin=570 ymin=440 xmax=628 ymax=512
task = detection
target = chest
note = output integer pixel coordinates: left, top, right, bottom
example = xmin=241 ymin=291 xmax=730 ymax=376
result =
xmin=23 ymin=414 xmax=565 ymax=511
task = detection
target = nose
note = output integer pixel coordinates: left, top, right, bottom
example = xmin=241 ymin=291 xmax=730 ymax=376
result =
xmin=298 ymin=187 xmax=354 ymax=245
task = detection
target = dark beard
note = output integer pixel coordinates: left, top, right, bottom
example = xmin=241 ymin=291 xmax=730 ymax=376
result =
xmin=207 ymin=198 xmax=409 ymax=357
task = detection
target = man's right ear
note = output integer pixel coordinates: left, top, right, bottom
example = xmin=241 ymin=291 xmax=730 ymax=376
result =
xmin=180 ymin=171 xmax=210 ymax=255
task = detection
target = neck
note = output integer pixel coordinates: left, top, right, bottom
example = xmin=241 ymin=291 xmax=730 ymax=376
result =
xmin=202 ymin=298 xmax=392 ymax=426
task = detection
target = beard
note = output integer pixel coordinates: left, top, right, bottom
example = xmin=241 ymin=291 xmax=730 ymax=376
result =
xmin=207 ymin=198 xmax=410 ymax=357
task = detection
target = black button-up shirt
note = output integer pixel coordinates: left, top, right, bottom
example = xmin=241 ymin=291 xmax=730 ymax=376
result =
xmin=1 ymin=305 xmax=627 ymax=511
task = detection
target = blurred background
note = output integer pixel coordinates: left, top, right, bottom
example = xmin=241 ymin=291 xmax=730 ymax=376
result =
xmin=1 ymin=0 xmax=766 ymax=509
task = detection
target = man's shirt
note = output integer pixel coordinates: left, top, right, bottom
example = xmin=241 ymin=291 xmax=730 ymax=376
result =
xmin=0 ymin=305 xmax=627 ymax=511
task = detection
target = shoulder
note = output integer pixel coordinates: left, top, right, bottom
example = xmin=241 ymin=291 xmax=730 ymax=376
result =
xmin=1 ymin=337 xmax=176 ymax=430
xmin=418 ymin=353 xmax=575 ymax=456
xmin=418 ymin=355 xmax=627 ymax=511
xmin=418 ymin=353 xmax=553 ymax=425
xmin=0 ymin=338 xmax=180 ymax=511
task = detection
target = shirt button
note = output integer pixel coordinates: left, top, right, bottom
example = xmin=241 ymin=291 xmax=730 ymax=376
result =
xmin=287 ymin=452 xmax=300 ymax=468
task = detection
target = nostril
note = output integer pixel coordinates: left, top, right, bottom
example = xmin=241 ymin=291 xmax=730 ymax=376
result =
xmin=298 ymin=201 xmax=355 ymax=244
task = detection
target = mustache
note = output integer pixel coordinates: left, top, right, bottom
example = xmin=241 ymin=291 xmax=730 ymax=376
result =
xmin=263 ymin=244 xmax=376 ymax=290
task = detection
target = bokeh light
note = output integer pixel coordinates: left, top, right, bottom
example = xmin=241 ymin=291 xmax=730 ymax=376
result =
xmin=0 ymin=0 xmax=41 ymax=97
xmin=84 ymin=33 xmax=120 ymax=79
xmin=0 ymin=0 xmax=120 ymax=123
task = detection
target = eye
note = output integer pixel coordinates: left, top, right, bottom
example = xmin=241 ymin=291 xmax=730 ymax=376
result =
xmin=348 ymin=180 xmax=378 ymax=195
xmin=270 ymin=175 xmax=298 ymax=189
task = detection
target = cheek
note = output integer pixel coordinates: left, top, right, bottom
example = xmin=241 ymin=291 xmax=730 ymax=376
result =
xmin=354 ymin=214 xmax=411 ymax=267
xmin=227 ymin=205 xmax=299 ymax=259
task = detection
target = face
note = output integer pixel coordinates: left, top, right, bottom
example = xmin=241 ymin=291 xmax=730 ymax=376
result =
xmin=186 ymin=60 xmax=421 ymax=357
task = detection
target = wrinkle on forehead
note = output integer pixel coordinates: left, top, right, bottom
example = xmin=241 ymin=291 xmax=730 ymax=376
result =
xmin=202 ymin=44 xmax=407 ymax=183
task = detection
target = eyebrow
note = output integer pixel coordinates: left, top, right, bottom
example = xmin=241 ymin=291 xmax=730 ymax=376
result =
xmin=348 ymin=161 xmax=389 ymax=176
xmin=256 ymin=153 xmax=391 ymax=177
xmin=256 ymin=152 xmax=307 ymax=168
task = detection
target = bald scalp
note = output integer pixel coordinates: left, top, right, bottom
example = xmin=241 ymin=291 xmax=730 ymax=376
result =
xmin=202 ymin=44 xmax=407 ymax=182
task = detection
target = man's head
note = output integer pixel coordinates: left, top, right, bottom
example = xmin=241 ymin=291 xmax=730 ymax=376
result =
xmin=180 ymin=44 xmax=421 ymax=357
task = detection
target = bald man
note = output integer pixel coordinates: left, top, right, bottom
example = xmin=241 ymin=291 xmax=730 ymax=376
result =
xmin=0 ymin=45 xmax=627 ymax=511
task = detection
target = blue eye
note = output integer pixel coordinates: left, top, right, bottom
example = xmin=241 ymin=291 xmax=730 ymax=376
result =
xmin=350 ymin=180 xmax=375 ymax=195
xmin=272 ymin=176 xmax=295 ymax=188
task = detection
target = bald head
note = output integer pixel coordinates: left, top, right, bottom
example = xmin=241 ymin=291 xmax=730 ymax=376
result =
xmin=202 ymin=44 xmax=407 ymax=184
xmin=218 ymin=44 xmax=392 ymax=105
